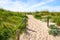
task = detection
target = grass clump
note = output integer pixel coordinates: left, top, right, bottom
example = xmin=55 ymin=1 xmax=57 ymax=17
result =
xmin=48 ymin=25 xmax=60 ymax=36
xmin=52 ymin=16 xmax=60 ymax=26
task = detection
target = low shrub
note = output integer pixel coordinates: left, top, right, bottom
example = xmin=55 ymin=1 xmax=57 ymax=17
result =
xmin=48 ymin=29 xmax=58 ymax=36
xmin=48 ymin=25 xmax=57 ymax=29
xmin=49 ymin=28 xmax=60 ymax=36
xmin=34 ymin=15 xmax=42 ymax=19
xmin=48 ymin=25 xmax=60 ymax=36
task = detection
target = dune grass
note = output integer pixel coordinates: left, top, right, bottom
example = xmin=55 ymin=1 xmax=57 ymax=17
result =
xmin=0 ymin=8 xmax=28 ymax=40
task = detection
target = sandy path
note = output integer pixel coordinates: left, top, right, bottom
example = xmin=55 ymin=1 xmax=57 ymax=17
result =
xmin=20 ymin=15 xmax=60 ymax=40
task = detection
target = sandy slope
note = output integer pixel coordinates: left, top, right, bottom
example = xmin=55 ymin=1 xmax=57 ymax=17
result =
xmin=20 ymin=15 xmax=60 ymax=40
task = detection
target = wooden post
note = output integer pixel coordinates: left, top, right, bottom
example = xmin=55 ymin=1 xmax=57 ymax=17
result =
xmin=16 ymin=29 xmax=20 ymax=40
xmin=47 ymin=16 xmax=49 ymax=27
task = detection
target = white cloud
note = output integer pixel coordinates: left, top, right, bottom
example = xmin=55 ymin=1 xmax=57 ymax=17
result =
xmin=0 ymin=0 xmax=60 ymax=12
xmin=28 ymin=0 xmax=54 ymax=10
xmin=0 ymin=0 xmax=8 ymax=7
xmin=0 ymin=0 xmax=28 ymax=11
xmin=22 ymin=0 xmax=54 ymax=12
xmin=40 ymin=6 xmax=60 ymax=12
xmin=29 ymin=0 xmax=54 ymax=8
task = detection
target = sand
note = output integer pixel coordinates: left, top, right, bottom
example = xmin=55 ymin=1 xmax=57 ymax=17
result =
xmin=20 ymin=15 xmax=60 ymax=40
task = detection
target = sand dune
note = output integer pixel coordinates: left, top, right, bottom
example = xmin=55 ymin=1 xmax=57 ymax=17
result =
xmin=20 ymin=15 xmax=60 ymax=40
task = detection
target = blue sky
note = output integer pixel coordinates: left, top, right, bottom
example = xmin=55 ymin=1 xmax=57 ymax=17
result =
xmin=0 ymin=0 xmax=60 ymax=12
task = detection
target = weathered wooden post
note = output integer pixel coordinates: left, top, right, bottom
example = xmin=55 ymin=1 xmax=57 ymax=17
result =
xmin=47 ymin=16 xmax=49 ymax=27
xmin=16 ymin=29 xmax=20 ymax=40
